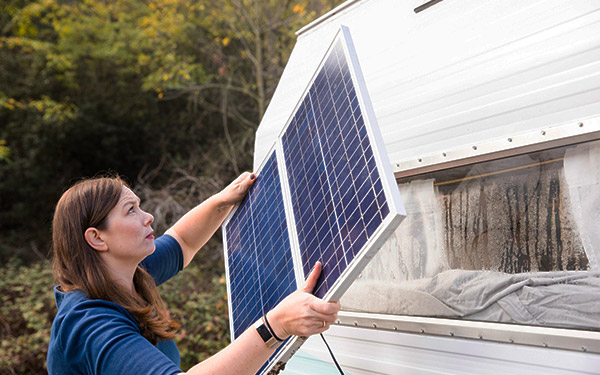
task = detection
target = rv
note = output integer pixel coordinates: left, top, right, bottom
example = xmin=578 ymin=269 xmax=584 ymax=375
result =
xmin=253 ymin=1 xmax=600 ymax=373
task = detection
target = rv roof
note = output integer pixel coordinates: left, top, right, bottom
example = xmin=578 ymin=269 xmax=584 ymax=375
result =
xmin=255 ymin=1 xmax=600 ymax=176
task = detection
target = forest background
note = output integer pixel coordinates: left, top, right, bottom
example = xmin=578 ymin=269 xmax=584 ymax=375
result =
xmin=0 ymin=0 xmax=338 ymax=373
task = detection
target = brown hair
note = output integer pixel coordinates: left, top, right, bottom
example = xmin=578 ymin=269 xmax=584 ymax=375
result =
xmin=52 ymin=176 xmax=179 ymax=344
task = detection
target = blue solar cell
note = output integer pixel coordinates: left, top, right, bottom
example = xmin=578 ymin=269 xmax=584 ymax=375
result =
xmin=280 ymin=39 xmax=391 ymax=299
xmin=225 ymin=151 xmax=297 ymax=339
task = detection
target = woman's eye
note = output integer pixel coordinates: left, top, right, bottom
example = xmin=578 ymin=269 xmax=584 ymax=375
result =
xmin=128 ymin=207 xmax=135 ymax=214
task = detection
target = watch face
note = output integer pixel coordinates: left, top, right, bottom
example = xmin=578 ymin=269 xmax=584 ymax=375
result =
xmin=256 ymin=322 xmax=272 ymax=341
xmin=255 ymin=320 xmax=282 ymax=349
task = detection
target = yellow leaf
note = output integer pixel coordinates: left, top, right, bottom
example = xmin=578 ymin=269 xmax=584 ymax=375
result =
xmin=222 ymin=37 xmax=230 ymax=46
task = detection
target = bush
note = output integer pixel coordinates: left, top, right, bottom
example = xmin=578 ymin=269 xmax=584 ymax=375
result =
xmin=0 ymin=253 xmax=230 ymax=374
xmin=0 ymin=261 xmax=54 ymax=375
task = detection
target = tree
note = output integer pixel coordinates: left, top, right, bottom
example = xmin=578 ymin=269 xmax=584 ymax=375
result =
xmin=0 ymin=0 xmax=339 ymax=262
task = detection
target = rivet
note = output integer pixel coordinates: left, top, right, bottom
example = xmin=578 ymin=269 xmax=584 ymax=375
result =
xmin=442 ymin=152 xmax=447 ymax=157
xmin=582 ymin=346 xmax=587 ymax=352
xmin=418 ymin=158 xmax=423 ymax=162
xmin=396 ymin=163 xmax=400 ymax=167
xmin=420 ymin=329 xmax=425 ymax=333
xmin=509 ymin=338 xmax=514 ymax=343
xmin=472 ymin=146 xmax=478 ymax=150
xmin=578 ymin=122 xmax=584 ymax=127
xmin=450 ymin=332 xmax=455 ymax=337
xmin=507 ymin=138 xmax=513 ymax=142
xmin=353 ymin=321 xmax=358 ymax=326
xmin=541 ymin=130 xmax=546 ymax=135
xmin=478 ymin=335 xmax=483 ymax=340
xmin=336 ymin=320 xmax=341 ymax=324
xmin=393 ymin=326 xmax=398 ymax=331
xmin=373 ymin=323 xmax=377 ymax=328
xmin=543 ymin=342 xmax=548 ymax=347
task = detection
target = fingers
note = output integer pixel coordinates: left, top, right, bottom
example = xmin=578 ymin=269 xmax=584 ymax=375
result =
xmin=302 ymin=261 xmax=322 ymax=293
xmin=220 ymin=172 xmax=257 ymax=206
xmin=310 ymin=299 xmax=341 ymax=316
xmin=303 ymin=302 xmax=340 ymax=335
xmin=271 ymin=291 xmax=340 ymax=338
xmin=270 ymin=262 xmax=341 ymax=338
xmin=232 ymin=171 xmax=252 ymax=184
xmin=235 ymin=172 xmax=256 ymax=193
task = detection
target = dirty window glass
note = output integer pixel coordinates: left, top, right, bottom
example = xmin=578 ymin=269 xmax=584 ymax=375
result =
xmin=342 ymin=140 xmax=600 ymax=331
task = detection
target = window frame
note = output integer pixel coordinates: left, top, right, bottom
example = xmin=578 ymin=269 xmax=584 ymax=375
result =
xmin=337 ymin=116 xmax=600 ymax=354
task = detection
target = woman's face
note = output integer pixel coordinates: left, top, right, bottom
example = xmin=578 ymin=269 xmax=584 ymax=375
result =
xmin=99 ymin=186 xmax=155 ymax=263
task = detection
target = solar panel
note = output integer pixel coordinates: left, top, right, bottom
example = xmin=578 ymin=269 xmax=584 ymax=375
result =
xmin=223 ymin=26 xmax=405 ymax=374
xmin=224 ymin=149 xmax=297 ymax=340
xmin=281 ymin=38 xmax=390 ymax=299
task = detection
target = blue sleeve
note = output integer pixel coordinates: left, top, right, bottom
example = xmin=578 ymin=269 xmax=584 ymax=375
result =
xmin=57 ymin=301 xmax=182 ymax=375
xmin=140 ymin=234 xmax=184 ymax=286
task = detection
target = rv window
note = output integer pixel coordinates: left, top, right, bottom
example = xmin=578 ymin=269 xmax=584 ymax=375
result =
xmin=342 ymin=139 xmax=600 ymax=332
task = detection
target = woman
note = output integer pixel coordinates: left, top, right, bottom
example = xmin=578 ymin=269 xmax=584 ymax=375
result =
xmin=47 ymin=172 xmax=340 ymax=375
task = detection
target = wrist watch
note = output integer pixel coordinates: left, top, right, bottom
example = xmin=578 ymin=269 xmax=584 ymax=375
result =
xmin=254 ymin=318 xmax=282 ymax=349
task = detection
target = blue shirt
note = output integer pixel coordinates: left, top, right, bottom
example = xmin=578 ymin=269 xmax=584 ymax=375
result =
xmin=47 ymin=235 xmax=184 ymax=375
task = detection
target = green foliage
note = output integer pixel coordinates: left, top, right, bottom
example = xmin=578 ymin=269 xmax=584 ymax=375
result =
xmin=0 ymin=261 xmax=54 ymax=375
xmin=0 ymin=254 xmax=231 ymax=374
xmin=0 ymin=140 xmax=8 ymax=161
xmin=0 ymin=0 xmax=339 ymax=262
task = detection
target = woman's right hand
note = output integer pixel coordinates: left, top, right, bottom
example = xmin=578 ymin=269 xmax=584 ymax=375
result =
xmin=266 ymin=262 xmax=340 ymax=339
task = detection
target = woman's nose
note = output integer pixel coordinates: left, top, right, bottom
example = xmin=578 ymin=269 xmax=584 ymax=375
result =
xmin=144 ymin=211 xmax=154 ymax=226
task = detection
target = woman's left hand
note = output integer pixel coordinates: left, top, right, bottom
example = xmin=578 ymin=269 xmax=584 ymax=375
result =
xmin=217 ymin=172 xmax=257 ymax=207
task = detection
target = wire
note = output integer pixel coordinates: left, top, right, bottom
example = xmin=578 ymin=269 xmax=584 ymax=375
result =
xmin=320 ymin=333 xmax=346 ymax=374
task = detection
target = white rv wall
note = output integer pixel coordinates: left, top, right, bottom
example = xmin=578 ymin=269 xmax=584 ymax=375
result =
xmin=254 ymin=0 xmax=600 ymax=169
xmin=253 ymin=0 xmax=600 ymax=373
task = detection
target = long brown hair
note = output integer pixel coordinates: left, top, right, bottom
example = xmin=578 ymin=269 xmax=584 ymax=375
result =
xmin=52 ymin=176 xmax=179 ymax=344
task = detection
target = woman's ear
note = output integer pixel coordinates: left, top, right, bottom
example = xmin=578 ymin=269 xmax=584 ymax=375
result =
xmin=84 ymin=227 xmax=108 ymax=251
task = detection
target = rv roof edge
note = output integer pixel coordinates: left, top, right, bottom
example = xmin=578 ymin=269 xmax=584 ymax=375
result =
xmin=295 ymin=0 xmax=363 ymax=37
xmin=394 ymin=116 xmax=600 ymax=178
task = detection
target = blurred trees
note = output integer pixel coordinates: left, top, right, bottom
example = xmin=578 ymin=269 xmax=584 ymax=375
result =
xmin=0 ymin=0 xmax=338 ymax=262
